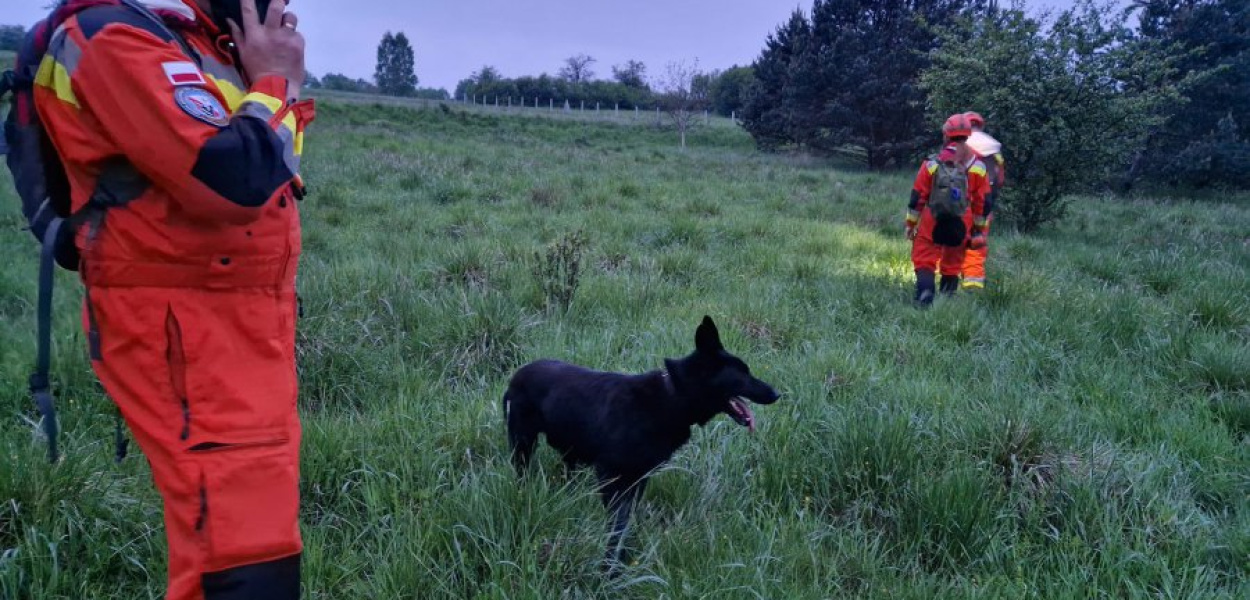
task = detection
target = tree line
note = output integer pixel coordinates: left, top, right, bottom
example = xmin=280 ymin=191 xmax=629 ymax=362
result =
xmin=310 ymin=31 xmax=449 ymax=100
xmin=740 ymin=0 xmax=1249 ymax=230
xmin=1 ymin=25 xmax=25 ymax=52
xmin=318 ymin=34 xmax=754 ymax=118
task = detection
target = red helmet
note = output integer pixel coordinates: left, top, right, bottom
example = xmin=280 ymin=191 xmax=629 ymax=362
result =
xmin=964 ymin=111 xmax=986 ymax=129
xmin=943 ymin=114 xmax=972 ymax=140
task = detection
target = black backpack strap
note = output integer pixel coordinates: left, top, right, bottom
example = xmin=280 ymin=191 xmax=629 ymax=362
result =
xmin=31 ymin=217 xmax=65 ymax=463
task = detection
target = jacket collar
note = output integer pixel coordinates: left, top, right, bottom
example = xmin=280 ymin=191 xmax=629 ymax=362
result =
xmin=139 ymin=0 xmax=197 ymax=21
xmin=147 ymin=1 xmax=231 ymax=49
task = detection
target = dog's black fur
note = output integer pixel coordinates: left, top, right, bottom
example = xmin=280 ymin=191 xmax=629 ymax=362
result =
xmin=503 ymin=316 xmax=780 ymax=567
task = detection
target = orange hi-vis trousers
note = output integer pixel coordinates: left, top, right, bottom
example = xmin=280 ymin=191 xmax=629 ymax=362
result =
xmin=85 ymin=280 xmax=303 ymax=600
xmin=961 ymin=218 xmax=990 ymax=288
xmin=912 ymin=207 xmax=973 ymax=276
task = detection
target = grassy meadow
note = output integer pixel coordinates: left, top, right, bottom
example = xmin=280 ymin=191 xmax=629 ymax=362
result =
xmin=1 ymin=98 xmax=1247 ymax=598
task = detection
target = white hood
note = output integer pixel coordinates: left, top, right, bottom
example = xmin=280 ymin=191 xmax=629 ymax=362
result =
xmin=968 ymin=131 xmax=1002 ymax=157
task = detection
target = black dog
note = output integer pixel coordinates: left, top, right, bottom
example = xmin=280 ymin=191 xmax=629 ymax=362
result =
xmin=503 ymin=316 xmax=780 ymax=567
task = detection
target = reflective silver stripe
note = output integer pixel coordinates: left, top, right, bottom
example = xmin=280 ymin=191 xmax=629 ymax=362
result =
xmin=48 ymin=28 xmax=84 ymax=76
xmin=274 ymin=122 xmax=299 ymax=175
xmin=199 ymin=53 xmax=246 ymax=91
xmin=236 ymin=101 xmax=276 ymax=121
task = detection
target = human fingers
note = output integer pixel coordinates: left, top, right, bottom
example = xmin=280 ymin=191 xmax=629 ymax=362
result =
xmin=240 ymin=0 xmax=261 ymax=29
xmin=265 ymin=0 xmax=288 ymax=29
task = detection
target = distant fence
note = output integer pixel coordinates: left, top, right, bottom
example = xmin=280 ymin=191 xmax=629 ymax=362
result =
xmin=307 ymin=89 xmax=743 ymax=130
xmin=459 ymin=93 xmax=739 ymax=127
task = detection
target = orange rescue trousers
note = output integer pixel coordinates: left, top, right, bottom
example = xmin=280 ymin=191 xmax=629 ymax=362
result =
xmin=912 ymin=207 xmax=973 ymax=276
xmin=85 ymin=284 xmax=302 ymax=600
xmin=961 ymin=218 xmax=990 ymax=288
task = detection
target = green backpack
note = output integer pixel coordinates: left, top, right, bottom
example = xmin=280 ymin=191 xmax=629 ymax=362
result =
xmin=928 ymin=155 xmax=969 ymax=219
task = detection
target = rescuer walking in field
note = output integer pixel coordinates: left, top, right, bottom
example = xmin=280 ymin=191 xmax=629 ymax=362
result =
xmin=960 ymin=111 xmax=1005 ymax=290
xmin=905 ymin=114 xmax=991 ymax=307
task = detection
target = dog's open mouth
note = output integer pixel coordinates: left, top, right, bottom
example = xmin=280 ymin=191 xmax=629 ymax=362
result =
xmin=727 ymin=398 xmax=756 ymax=433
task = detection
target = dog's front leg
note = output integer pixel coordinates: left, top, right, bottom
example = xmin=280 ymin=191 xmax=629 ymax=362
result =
xmin=599 ymin=474 xmax=648 ymax=573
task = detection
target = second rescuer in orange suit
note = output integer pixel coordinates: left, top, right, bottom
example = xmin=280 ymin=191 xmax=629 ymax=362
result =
xmin=906 ymin=115 xmax=990 ymax=306
xmin=961 ymin=111 xmax=1005 ymax=289
xmin=33 ymin=0 xmax=312 ymax=597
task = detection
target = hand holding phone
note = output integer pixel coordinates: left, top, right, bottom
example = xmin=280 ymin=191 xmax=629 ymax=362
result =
xmin=221 ymin=0 xmax=305 ymax=96
xmin=210 ymin=0 xmax=272 ymax=32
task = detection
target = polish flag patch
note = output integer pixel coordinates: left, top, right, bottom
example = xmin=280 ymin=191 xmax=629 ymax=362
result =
xmin=162 ymin=61 xmax=206 ymax=87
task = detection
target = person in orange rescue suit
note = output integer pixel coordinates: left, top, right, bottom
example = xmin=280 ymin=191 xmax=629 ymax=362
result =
xmin=905 ymin=114 xmax=990 ymax=307
xmin=32 ymin=0 xmax=313 ymax=598
xmin=960 ymin=111 xmax=1005 ymax=289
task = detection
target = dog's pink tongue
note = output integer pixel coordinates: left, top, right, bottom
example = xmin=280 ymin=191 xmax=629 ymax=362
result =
xmin=732 ymin=399 xmax=757 ymax=434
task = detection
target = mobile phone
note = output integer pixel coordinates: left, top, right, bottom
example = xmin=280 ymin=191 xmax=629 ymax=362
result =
xmin=210 ymin=0 xmax=274 ymax=34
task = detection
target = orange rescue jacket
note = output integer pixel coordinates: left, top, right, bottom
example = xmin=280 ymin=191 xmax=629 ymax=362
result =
xmin=33 ymin=0 xmax=314 ymax=289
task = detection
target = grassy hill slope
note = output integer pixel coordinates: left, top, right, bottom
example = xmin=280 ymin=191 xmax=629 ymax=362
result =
xmin=0 ymin=100 xmax=1246 ymax=598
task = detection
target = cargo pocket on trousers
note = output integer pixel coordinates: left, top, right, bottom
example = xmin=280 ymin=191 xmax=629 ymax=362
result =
xmin=191 ymin=437 xmax=301 ymax=572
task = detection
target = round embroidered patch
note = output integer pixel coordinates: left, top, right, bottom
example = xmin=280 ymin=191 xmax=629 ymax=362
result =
xmin=175 ymin=87 xmax=229 ymax=127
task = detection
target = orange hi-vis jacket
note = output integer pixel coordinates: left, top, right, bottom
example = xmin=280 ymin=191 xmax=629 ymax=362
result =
xmin=973 ymin=149 xmax=1005 ymax=217
xmin=32 ymin=1 xmax=314 ymax=598
xmin=34 ymin=2 xmax=313 ymax=288
xmin=907 ymin=155 xmax=990 ymax=275
xmin=984 ymin=151 xmax=1005 ymax=189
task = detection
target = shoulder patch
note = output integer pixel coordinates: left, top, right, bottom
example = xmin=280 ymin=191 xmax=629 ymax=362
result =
xmin=969 ymin=164 xmax=988 ymax=177
xmin=926 ymin=162 xmax=938 ymax=175
xmin=176 ymin=87 xmax=229 ymax=127
xmin=77 ymin=5 xmax=176 ymax=42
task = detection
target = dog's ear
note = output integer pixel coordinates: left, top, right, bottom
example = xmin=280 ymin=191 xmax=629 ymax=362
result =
xmin=695 ymin=315 xmax=723 ymax=353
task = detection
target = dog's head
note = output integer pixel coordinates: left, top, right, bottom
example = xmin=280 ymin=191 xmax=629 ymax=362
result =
xmin=666 ymin=316 xmax=780 ymax=432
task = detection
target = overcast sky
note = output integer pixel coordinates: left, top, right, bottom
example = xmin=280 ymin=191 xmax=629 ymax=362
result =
xmin=7 ymin=1 xmax=1092 ymax=91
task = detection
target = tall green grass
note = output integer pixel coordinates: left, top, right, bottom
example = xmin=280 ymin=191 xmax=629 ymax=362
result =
xmin=0 ymin=101 xmax=1246 ymax=598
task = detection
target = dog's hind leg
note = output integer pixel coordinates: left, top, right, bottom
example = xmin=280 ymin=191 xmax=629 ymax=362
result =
xmin=504 ymin=390 xmax=539 ymax=474
xmin=599 ymin=473 xmax=648 ymax=572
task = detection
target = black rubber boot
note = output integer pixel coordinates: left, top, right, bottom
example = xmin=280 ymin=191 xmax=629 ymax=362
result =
xmin=202 ymin=554 xmax=300 ymax=599
xmin=940 ymin=275 xmax=960 ymax=296
xmin=915 ymin=270 xmax=936 ymax=308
